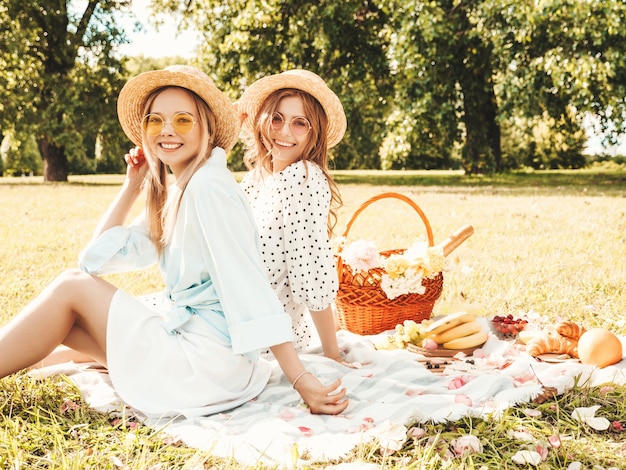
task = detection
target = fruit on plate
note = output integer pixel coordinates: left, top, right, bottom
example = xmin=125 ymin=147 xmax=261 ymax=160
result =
xmin=577 ymin=328 xmax=623 ymax=368
xmin=374 ymin=319 xmax=428 ymax=350
xmin=424 ymin=311 xmax=476 ymax=336
xmin=423 ymin=311 xmax=488 ymax=350
xmin=491 ymin=314 xmax=527 ymax=338
xmin=442 ymin=329 xmax=489 ymax=349
xmin=430 ymin=319 xmax=483 ymax=344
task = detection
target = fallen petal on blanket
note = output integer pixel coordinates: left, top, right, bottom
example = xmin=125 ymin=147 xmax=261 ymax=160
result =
xmin=455 ymin=394 xmax=473 ymax=406
xmin=298 ymin=426 xmax=313 ymax=436
xmin=448 ymin=375 xmax=472 ymax=390
xmin=280 ymin=409 xmax=296 ymax=421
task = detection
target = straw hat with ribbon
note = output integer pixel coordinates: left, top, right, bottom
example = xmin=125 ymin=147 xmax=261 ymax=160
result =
xmin=237 ymin=69 xmax=346 ymax=149
xmin=117 ymin=65 xmax=240 ymax=152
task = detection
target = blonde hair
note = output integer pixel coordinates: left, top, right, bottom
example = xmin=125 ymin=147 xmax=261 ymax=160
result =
xmin=140 ymin=86 xmax=217 ymax=255
xmin=243 ymin=89 xmax=342 ymax=235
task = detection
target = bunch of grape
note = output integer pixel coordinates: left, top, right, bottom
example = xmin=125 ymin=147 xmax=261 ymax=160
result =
xmin=491 ymin=314 xmax=528 ymax=338
xmin=374 ymin=319 xmax=428 ymax=350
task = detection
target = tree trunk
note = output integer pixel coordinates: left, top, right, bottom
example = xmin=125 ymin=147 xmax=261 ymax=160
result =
xmin=459 ymin=59 xmax=502 ymax=174
xmin=40 ymin=136 xmax=68 ymax=182
xmin=452 ymin=2 xmax=502 ymax=175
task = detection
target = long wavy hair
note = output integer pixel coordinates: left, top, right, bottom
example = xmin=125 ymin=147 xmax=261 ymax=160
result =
xmin=140 ymin=86 xmax=217 ymax=255
xmin=242 ymin=89 xmax=342 ymax=235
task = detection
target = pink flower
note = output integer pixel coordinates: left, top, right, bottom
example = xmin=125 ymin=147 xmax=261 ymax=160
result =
xmin=451 ymin=435 xmax=483 ymax=457
xmin=473 ymin=348 xmax=487 ymax=358
xmin=612 ymin=421 xmax=624 ymax=432
xmin=408 ymin=427 xmax=426 ymax=439
xmin=280 ymin=409 xmax=296 ymax=421
xmin=298 ymin=426 xmax=313 ymax=437
xmin=599 ymin=386 xmax=615 ymax=395
xmin=535 ymin=443 xmax=549 ymax=461
xmin=524 ymin=408 xmax=542 ymax=418
xmin=448 ymin=375 xmax=472 ymax=390
xmin=60 ymin=399 xmax=80 ymax=413
xmin=455 ymin=394 xmax=473 ymax=406
xmin=548 ymin=435 xmax=561 ymax=448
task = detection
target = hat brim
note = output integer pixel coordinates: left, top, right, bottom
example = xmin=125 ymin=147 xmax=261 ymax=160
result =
xmin=117 ymin=66 xmax=240 ymax=152
xmin=237 ymin=70 xmax=346 ymax=149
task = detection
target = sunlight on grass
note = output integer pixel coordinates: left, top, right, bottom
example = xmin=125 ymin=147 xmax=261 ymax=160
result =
xmin=1 ymin=171 xmax=625 ymax=468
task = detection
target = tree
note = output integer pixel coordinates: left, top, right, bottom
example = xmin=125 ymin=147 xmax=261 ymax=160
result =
xmin=0 ymin=1 xmax=129 ymax=181
xmin=381 ymin=1 xmax=505 ymax=174
xmin=1 ymin=131 xmax=42 ymax=176
xmin=153 ymin=0 xmax=393 ymax=170
xmin=485 ymin=0 xmax=626 ymax=163
xmin=381 ymin=0 xmax=626 ymax=173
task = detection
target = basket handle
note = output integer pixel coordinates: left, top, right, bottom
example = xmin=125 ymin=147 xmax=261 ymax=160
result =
xmin=341 ymin=192 xmax=434 ymax=246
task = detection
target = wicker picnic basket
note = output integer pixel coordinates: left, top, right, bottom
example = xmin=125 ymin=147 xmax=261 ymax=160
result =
xmin=335 ymin=192 xmax=473 ymax=335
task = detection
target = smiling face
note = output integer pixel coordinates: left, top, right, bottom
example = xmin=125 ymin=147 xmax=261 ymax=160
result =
xmin=263 ymin=95 xmax=311 ymax=172
xmin=145 ymin=87 xmax=202 ymax=177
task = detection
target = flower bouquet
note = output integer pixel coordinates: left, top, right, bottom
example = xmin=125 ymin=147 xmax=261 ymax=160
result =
xmin=334 ymin=192 xmax=473 ymax=335
xmin=338 ymin=238 xmax=446 ymax=300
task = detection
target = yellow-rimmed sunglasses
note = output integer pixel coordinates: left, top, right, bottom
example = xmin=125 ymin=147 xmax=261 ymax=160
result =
xmin=142 ymin=112 xmax=197 ymax=136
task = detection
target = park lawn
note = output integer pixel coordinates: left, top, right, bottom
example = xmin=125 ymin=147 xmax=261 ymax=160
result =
xmin=0 ymin=169 xmax=625 ymax=468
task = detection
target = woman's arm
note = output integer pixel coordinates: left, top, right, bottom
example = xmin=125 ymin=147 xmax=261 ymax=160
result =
xmin=90 ymin=147 xmax=147 ymax=240
xmin=309 ymin=305 xmax=341 ymax=360
xmin=270 ymin=341 xmax=349 ymax=415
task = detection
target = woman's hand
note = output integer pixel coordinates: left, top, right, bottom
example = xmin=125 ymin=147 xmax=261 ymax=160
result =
xmin=124 ymin=146 xmax=148 ymax=188
xmin=327 ymin=354 xmax=363 ymax=369
xmin=293 ymin=373 xmax=349 ymax=415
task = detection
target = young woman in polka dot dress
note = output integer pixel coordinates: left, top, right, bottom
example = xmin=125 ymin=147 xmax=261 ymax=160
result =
xmin=237 ymin=70 xmax=347 ymax=363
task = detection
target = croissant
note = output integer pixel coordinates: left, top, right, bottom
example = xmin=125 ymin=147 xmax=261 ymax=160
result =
xmin=556 ymin=321 xmax=586 ymax=340
xmin=526 ymin=332 xmax=580 ymax=358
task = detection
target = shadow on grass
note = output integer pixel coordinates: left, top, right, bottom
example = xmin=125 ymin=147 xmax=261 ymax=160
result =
xmin=330 ymin=169 xmax=626 ymax=196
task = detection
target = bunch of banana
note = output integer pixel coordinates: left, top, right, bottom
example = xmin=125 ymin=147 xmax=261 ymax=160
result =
xmin=422 ymin=311 xmax=488 ymax=349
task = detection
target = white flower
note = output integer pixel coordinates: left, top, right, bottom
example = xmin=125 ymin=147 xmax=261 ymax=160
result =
xmin=340 ymin=237 xmax=445 ymax=299
xmin=381 ymin=267 xmax=426 ymax=299
xmin=511 ymin=450 xmax=542 ymax=465
xmin=571 ymin=405 xmax=611 ymax=430
xmin=366 ymin=420 xmax=407 ymax=453
xmin=507 ymin=429 xmax=535 ymax=441
xmin=341 ymin=239 xmax=381 ymax=273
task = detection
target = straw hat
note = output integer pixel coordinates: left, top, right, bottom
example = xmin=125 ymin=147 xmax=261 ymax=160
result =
xmin=237 ymin=69 xmax=346 ymax=149
xmin=117 ymin=65 xmax=240 ymax=152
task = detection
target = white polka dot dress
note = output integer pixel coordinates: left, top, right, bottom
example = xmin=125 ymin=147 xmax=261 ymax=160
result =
xmin=241 ymin=161 xmax=338 ymax=351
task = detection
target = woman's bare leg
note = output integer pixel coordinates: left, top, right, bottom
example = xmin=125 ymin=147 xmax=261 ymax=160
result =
xmin=34 ymin=324 xmax=107 ymax=369
xmin=33 ymin=345 xmax=99 ymax=369
xmin=0 ymin=269 xmax=116 ymax=378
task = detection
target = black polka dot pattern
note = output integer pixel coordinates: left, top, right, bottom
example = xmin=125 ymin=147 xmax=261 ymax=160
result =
xmin=241 ymin=161 xmax=338 ymax=351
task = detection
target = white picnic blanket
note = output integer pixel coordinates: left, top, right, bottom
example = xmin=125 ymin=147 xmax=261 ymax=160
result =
xmin=33 ymin=319 xmax=626 ymax=468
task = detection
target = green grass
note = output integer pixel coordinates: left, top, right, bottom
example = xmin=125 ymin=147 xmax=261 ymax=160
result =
xmin=1 ymin=169 xmax=626 ymax=468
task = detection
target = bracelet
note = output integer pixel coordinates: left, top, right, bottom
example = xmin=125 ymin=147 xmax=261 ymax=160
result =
xmin=291 ymin=370 xmax=312 ymax=390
